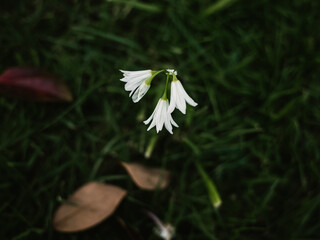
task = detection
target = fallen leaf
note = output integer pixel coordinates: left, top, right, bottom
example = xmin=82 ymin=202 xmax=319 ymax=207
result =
xmin=53 ymin=182 xmax=127 ymax=232
xmin=0 ymin=67 xmax=72 ymax=101
xmin=120 ymin=162 xmax=170 ymax=190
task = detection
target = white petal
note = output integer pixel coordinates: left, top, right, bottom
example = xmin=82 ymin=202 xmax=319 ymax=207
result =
xmin=155 ymin=100 xmax=165 ymax=132
xmin=120 ymin=69 xmax=151 ymax=76
xmin=144 ymin=116 xmax=155 ymax=127
xmin=148 ymin=101 xmax=162 ymax=131
xmin=175 ymin=82 xmax=186 ymax=114
xmin=123 ymin=76 xmax=143 ymax=87
xmin=168 ymin=82 xmax=177 ymax=113
xmin=124 ymin=77 xmax=145 ymax=91
xmin=163 ymin=102 xmax=173 ymax=134
xmin=129 ymin=88 xmax=136 ymax=97
xmin=159 ymin=100 xmax=168 ymax=132
xmin=131 ymin=88 xmax=140 ymax=103
xmin=170 ymin=115 xmax=179 ymax=128
xmin=147 ymin=118 xmax=156 ymax=131
xmin=183 ymin=92 xmax=198 ymax=107
xmin=164 ymin=120 xmax=173 ymax=134
xmin=125 ymin=81 xmax=140 ymax=92
xmin=125 ymin=74 xmax=148 ymax=83
xmin=177 ymin=81 xmax=198 ymax=107
xmin=136 ymin=83 xmax=150 ymax=102
xmin=144 ymin=99 xmax=161 ymax=125
xmin=121 ymin=72 xmax=151 ymax=86
xmin=124 ymin=72 xmax=150 ymax=84
xmin=144 ymin=114 xmax=154 ymax=125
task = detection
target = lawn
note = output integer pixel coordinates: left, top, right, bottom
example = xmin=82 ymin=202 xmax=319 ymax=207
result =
xmin=1 ymin=0 xmax=320 ymax=239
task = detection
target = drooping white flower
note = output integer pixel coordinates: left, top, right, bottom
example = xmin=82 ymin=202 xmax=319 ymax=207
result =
xmin=168 ymin=75 xmax=198 ymax=114
xmin=156 ymin=223 xmax=175 ymax=240
xmin=144 ymin=210 xmax=175 ymax=240
xmin=120 ymin=69 xmax=152 ymax=103
xmin=144 ymin=98 xmax=178 ymax=134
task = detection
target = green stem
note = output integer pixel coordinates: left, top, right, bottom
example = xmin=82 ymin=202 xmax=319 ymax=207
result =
xmin=146 ymin=70 xmax=165 ymax=85
xmin=183 ymin=137 xmax=222 ymax=208
xmin=152 ymin=69 xmax=165 ymax=75
xmin=194 ymin=158 xmax=222 ymax=208
xmin=161 ymin=73 xmax=170 ymax=100
xmin=144 ymin=135 xmax=158 ymax=159
xmin=172 ymin=73 xmax=178 ymax=82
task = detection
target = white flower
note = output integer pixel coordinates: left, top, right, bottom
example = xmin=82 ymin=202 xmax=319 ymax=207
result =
xmin=144 ymin=210 xmax=175 ymax=240
xmin=144 ymin=99 xmax=178 ymax=134
xmin=168 ymin=76 xmax=198 ymax=114
xmin=155 ymin=223 xmax=175 ymax=240
xmin=120 ymin=69 xmax=152 ymax=103
xmin=166 ymin=69 xmax=178 ymax=75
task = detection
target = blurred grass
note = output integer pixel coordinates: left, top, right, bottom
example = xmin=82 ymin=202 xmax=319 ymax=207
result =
xmin=1 ymin=0 xmax=320 ymax=239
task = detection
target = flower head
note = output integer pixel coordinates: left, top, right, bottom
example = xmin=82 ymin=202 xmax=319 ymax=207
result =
xmin=144 ymin=210 xmax=175 ymax=240
xmin=144 ymin=98 xmax=178 ymax=134
xmin=120 ymin=69 xmax=152 ymax=103
xmin=119 ymin=68 xmax=197 ymax=134
xmin=168 ymin=74 xmax=198 ymax=114
xmin=155 ymin=223 xmax=175 ymax=240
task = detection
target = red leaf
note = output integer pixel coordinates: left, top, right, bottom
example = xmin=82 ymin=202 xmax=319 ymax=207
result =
xmin=0 ymin=67 xmax=73 ymax=101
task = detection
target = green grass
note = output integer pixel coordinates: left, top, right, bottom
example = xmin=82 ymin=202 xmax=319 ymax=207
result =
xmin=1 ymin=0 xmax=320 ymax=239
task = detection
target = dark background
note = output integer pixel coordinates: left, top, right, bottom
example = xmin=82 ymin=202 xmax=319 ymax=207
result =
xmin=1 ymin=0 xmax=320 ymax=239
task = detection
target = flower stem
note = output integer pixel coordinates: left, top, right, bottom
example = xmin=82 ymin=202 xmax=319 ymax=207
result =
xmin=172 ymin=73 xmax=178 ymax=82
xmin=183 ymin=137 xmax=222 ymax=209
xmin=194 ymin=158 xmax=222 ymax=208
xmin=161 ymin=73 xmax=170 ymax=100
xmin=144 ymin=135 xmax=158 ymax=158
xmin=146 ymin=70 xmax=165 ymax=85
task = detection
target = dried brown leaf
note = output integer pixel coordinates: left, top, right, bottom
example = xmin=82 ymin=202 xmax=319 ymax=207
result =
xmin=53 ymin=182 xmax=127 ymax=232
xmin=120 ymin=162 xmax=170 ymax=190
